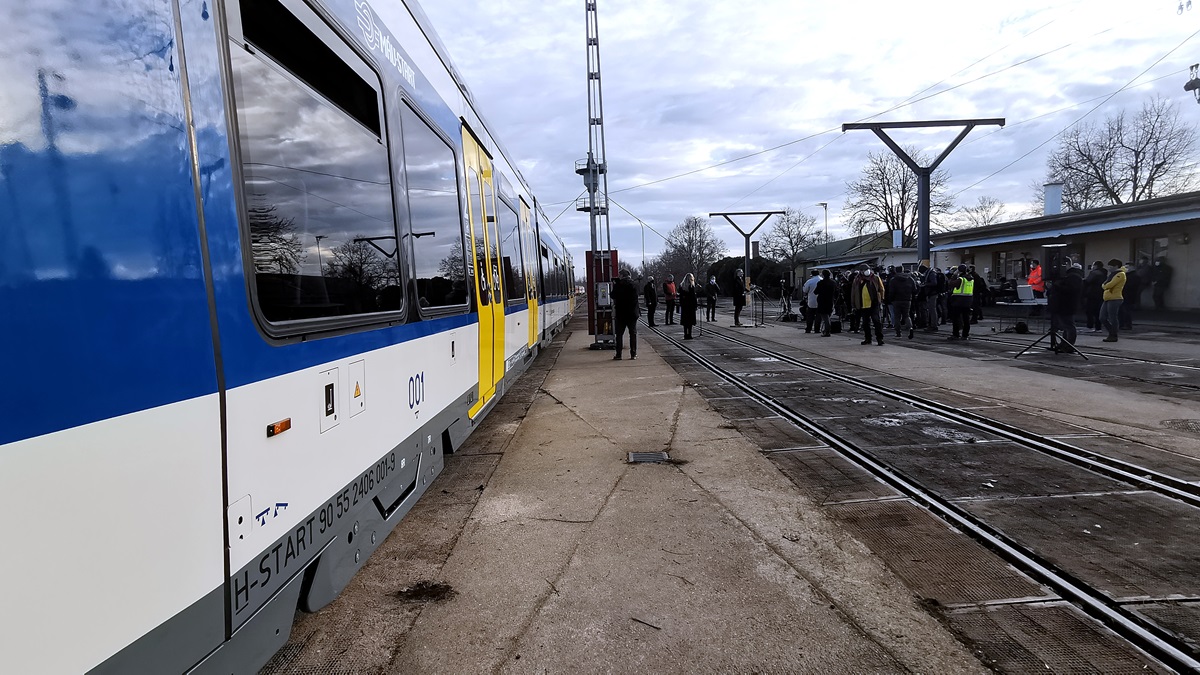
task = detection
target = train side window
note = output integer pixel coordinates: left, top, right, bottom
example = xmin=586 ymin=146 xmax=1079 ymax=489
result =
xmin=398 ymin=104 xmax=467 ymax=312
xmin=227 ymin=0 xmax=403 ymax=330
xmin=498 ymin=203 xmax=525 ymax=303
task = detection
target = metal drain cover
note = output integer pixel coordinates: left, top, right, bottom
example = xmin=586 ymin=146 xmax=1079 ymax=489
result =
xmin=628 ymin=451 xmax=670 ymax=463
xmin=1163 ymin=419 xmax=1200 ymax=434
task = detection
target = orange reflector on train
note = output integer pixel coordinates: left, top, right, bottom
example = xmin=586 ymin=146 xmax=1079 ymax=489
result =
xmin=266 ymin=418 xmax=292 ymax=438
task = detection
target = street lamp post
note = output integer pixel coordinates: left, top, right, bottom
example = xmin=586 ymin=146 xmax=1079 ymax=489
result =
xmin=816 ymin=202 xmax=828 ymax=259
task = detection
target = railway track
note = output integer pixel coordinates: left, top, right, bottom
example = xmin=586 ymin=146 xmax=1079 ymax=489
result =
xmin=647 ymin=321 xmax=1200 ymax=673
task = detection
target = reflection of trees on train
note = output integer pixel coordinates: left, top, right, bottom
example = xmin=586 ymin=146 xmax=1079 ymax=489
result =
xmin=417 ymin=247 xmax=466 ymax=308
xmin=437 ymin=248 xmax=465 ymax=283
xmin=323 ymin=237 xmax=400 ymax=313
xmin=324 ymin=238 xmax=389 ymax=289
xmin=248 ymin=201 xmax=304 ymax=273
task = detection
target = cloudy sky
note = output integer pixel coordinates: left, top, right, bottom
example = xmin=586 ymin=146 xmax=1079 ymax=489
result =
xmin=409 ymin=0 xmax=1199 ymax=268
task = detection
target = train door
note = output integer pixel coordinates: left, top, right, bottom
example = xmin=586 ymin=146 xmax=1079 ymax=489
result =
xmin=463 ymin=130 xmax=505 ymax=417
xmin=521 ymin=199 xmax=538 ymax=349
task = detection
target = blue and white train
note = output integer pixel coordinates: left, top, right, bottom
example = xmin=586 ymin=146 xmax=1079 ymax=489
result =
xmin=0 ymin=0 xmax=574 ymax=671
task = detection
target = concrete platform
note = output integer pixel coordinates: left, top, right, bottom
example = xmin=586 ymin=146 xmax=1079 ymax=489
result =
xmin=263 ymin=320 xmax=986 ymax=673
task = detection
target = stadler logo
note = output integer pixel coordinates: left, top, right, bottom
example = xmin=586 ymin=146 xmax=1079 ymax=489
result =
xmin=354 ymin=0 xmax=416 ymax=88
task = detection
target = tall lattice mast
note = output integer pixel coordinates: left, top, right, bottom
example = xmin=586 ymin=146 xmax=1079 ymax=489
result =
xmin=576 ymin=0 xmax=614 ymax=346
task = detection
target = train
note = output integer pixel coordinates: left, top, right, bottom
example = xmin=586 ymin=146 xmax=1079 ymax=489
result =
xmin=0 ymin=0 xmax=573 ymax=672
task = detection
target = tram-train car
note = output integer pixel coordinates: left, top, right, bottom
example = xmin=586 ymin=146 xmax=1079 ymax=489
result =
xmin=0 ymin=0 xmax=573 ymax=671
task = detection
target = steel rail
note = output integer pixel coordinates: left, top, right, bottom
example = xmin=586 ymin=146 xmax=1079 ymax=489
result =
xmin=967 ymin=333 xmax=1200 ymax=374
xmin=709 ymin=329 xmax=1200 ymax=510
xmin=647 ymin=323 xmax=1200 ymax=672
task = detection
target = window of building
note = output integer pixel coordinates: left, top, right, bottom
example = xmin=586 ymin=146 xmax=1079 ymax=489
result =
xmin=398 ymin=104 xmax=467 ymax=311
xmin=230 ymin=0 xmax=400 ymax=328
xmin=1133 ymin=236 xmax=1169 ymax=269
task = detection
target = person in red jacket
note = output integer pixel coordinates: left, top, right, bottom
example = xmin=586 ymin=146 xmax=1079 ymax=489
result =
xmin=1027 ymin=259 xmax=1045 ymax=299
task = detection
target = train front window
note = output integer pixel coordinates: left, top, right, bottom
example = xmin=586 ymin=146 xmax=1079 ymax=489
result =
xmin=228 ymin=0 xmax=401 ymax=329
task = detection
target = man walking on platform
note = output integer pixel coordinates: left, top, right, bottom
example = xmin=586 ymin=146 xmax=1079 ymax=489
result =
xmin=643 ymin=276 xmax=658 ymax=327
xmin=611 ymin=269 xmax=640 ymax=360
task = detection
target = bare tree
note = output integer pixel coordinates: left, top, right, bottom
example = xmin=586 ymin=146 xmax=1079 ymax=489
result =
xmin=952 ymin=196 xmax=1008 ymax=229
xmin=1038 ymin=95 xmax=1198 ymax=211
xmin=844 ymin=149 xmax=954 ymax=245
xmin=437 ymin=248 xmax=466 ymax=283
xmin=659 ymin=216 xmax=727 ymax=278
xmin=247 ymin=202 xmax=304 ymax=273
xmin=759 ymin=207 xmax=821 ymax=283
xmin=325 ymin=238 xmax=390 ymax=291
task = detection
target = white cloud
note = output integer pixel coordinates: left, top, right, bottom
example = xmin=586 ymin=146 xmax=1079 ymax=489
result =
xmin=413 ymin=0 xmax=1200 ymax=263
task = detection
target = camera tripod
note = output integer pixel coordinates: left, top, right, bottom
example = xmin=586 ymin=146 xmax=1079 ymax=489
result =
xmin=1013 ymin=326 xmax=1089 ymax=360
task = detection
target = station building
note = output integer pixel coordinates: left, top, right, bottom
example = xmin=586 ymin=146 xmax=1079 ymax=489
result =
xmin=931 ymin=189 xmax=1199 ymax=311
xmin=794 ymin=189 xmax=1199 ymax=311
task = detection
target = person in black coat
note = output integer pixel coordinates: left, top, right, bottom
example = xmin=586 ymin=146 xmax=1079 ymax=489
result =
xmin=1081 ymin=261 xmax=1106 ymax=331
xmin=679 ymin=273 xmax=699 ymax=339
xmin=1152 ymin=257 xmax=1173 ymax=309
xmin=731 ymin=268 xmax=747 ymax=326
xmin=642 ymin=276 xmax=658 ymax=327
xmin=885 ymin=268 xmax=916 ymax=339
xmin=704 ymin=275 xmax=720 ymax=321
xmin=1119 ymin=261 xmax=1139 ymax=330
xmin=1048 ymin=263 xmax=1083 ymax=349
xmin=611 ymin=269 xmax=640 ymax=360
xmin=814 ymin=270 xmax=837 ymax=337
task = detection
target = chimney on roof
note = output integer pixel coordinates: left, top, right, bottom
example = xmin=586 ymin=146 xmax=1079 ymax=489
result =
xmin=1044 ymin=182 xmax=1063 ymax=216
xmin=892 ymin=230 xmax=902 ymax=248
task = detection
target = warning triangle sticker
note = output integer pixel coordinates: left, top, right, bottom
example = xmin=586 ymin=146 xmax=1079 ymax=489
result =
xmin=354 ymin=382 xmax=362 ymax=398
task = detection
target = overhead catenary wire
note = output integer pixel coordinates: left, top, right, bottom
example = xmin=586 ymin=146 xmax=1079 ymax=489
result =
xmin=546 ymin=17 xmax=1126 ymax=207
xmin=953 ymin=25 xmax=1200 ymax=199
xmin=548 ymin=190 xmax=585 ymax=225
xmin=609 ymin=197 xmax=670 ymax=242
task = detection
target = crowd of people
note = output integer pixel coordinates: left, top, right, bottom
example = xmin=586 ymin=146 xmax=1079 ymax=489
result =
xmin=606 ymin=255 xmax=1173 ymax=359
xmin=792 ymin=263 xmax=988 ymax=344
xmin=1053 ymin=255 xmax=1172 ymax=345
xmin=609 ymin=268 xmax=728 ymax=359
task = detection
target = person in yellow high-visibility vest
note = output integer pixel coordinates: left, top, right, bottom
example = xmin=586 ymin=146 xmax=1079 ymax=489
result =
xmin=947 ymin=264 xmax=975 ymax=341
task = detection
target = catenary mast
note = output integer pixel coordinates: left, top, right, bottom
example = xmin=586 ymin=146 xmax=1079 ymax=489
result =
xmin=577 ymin=0 xmax=614 ymax=348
